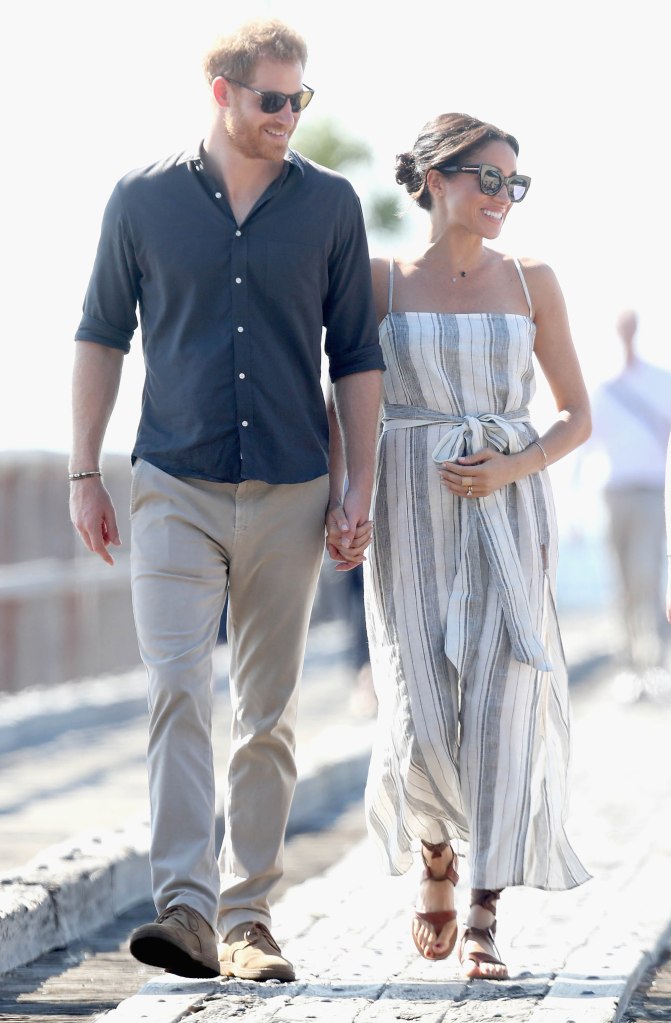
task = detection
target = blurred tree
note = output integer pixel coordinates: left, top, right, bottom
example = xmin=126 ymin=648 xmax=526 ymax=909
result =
xmin=293 ymin=117 xmax=371 ymax=171
xmin=366 ymin=194 xmax=405 ymax=234
xmin=293 ymin=117 xmax=402 ymax=235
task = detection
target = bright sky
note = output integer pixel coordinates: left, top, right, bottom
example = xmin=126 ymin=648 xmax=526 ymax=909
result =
xmin=2 ymin=0 xmax=667 ymax=466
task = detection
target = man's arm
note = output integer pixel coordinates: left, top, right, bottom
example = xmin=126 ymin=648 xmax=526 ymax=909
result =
xmin=69 ymin=341 xmax=125 ymax=565
xmin=326 ymin=370 xmax=382 ymax=568
xmin=325 ymin=382 xmax=369 ymax=571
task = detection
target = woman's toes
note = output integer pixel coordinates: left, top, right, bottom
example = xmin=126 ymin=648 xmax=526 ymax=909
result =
xmin=465 ymin=956 xmax=508 ymax=980
xmin=433 ymin=920 xmax=457 ymax=957
xmin=490 ymin=962 xmax=509 ymax=979
xmin=412 ymin=919 xmax=434 ymax=956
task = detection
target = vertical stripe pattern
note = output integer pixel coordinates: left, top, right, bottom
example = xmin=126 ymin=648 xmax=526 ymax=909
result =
xmin=364 ymin=311 xmax=590 ymax=891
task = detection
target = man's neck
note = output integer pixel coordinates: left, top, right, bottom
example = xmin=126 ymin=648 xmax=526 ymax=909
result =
xmin=202 ymin=131 xmax=287 ymax=225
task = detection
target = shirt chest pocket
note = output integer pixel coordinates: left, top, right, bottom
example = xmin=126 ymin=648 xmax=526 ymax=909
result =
xmin=263 ymin=241 xmax=325 ymax=301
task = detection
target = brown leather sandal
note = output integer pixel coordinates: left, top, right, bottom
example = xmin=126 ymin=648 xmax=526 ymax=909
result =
xmin=412 ymin=841 xmax=459 ymax=961
xmin=458 ymin=889 xmax=508 ymax=980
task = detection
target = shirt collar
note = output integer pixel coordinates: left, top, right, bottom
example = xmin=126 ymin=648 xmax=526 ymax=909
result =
xmin=179 ymin=143 xmax=305 ymax=178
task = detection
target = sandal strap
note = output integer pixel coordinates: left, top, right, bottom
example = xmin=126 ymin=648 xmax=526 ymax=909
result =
xmin=458 ymin=925 xmax=505 ymax=968
xmin=421 ymin=842 xmax=459 ymax=885
xmin=470 ymin=888 xmax=501 ymax=915
xmin=414 ymin=909 xmax=457 ymax=930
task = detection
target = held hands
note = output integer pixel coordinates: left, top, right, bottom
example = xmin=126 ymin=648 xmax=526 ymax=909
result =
xmin=326 ymin=490 xmax=373 ymax=572
xmin=69 ymin=477 xmax=121 ymax=566
xmin=438 ymin=448 xmax=515 ymax=499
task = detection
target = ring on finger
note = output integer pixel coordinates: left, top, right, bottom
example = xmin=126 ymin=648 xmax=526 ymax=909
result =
xmin=466 ymin=486 xmax=473 ymax=497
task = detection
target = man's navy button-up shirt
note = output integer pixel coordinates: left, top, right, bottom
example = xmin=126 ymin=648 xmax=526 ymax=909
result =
xmin=75 ymin=147 xmax=385 ymax=484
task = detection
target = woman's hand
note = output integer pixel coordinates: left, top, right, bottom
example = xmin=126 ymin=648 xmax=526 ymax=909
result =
xmin=438 ymin=449 xmax=516 ymax=499
xmin=326 ymin=500 xmax=373 ymax=571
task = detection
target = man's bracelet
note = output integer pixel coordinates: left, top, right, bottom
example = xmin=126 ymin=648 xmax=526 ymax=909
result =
xmin=68 ymin=470 xmax=103 ymax=481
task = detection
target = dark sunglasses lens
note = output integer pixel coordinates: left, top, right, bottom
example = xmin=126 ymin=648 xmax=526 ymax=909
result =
xmin=260 ymin=90 xmax=312 ymax=113
xmin=480 ymin=165 xmax=503 ymax=195
xmin=293 ymin=90 xmax=313 ymax=112
xmin=509 ymin=178 xmax=529 ymax=202
xmin=260 ymin=91 xmax=286 ymax=114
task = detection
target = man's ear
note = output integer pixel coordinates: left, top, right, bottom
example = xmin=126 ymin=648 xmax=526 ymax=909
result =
xmin=212 ymin=76 xmax=230 ymax=108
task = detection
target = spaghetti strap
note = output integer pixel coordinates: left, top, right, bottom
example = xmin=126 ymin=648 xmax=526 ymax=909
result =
xmin=388 ymin=257 xmax=395 ymax=315
xmin=512 ymin=258 xmax=533 ymax=318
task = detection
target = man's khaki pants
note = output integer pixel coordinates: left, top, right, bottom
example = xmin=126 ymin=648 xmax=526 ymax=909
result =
xmin=130 ymin=460 xmax=329 ymax=937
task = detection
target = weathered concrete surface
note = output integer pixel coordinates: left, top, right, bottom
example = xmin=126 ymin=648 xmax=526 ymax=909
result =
xmin=0 ymin=625 xmax=376 ymax=975
xmin=90 ymin=611 xmax=671 ymax=1023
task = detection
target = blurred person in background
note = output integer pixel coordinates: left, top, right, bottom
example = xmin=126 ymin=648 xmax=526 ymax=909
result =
xmin=353 ymin=112 xmax=592 ymax=980
xmin=590 ymin=310 xmax=671 ymax=701
xmin=69 ymin=17 xmax=383 ymax=983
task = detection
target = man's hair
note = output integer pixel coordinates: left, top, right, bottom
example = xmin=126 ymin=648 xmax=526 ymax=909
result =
xmin=203 ymin=18 xmax=308 ymax=84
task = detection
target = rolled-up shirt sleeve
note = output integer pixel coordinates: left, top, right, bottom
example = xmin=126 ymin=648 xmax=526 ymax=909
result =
xmin=72 ymin=149 xmax=383 ymax=484
xmin=75 ymin=183 xmax=140 ymax=352
xmin=322 ymin=188 xmax=385 ymax=381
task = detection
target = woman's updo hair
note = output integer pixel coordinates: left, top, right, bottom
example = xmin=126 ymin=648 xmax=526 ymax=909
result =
xmin=395 ymin=112 xmax=520 ymax=211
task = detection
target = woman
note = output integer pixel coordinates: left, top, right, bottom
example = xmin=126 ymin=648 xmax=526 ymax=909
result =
xmin=363 ymin=113 xmax=592 ymax=979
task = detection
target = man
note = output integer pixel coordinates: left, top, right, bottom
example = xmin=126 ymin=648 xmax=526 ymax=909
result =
xmin=69 ymin=18 xmax=383 ymax=981
xmin=590 ymin=309 xmax=671 ymax=700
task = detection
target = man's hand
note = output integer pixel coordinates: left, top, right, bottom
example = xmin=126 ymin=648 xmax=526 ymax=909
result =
xmin=69 ymin=477 xmax=121 ymax=566
xmin=326 ymin=491 xmax=373 ymax=572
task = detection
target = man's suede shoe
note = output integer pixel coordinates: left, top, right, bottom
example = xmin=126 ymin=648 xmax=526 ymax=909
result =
xmin=129 ymin=904 xmax=220 ymax=978
xmin=219 ymin=921 xmax=295 ymax=981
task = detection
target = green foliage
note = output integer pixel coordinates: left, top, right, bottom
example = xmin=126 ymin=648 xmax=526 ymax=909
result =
xmin=293 ymin=117 xmax=402 ymax=236
xmin=365 ymin=193 xmax=403 ymax=234
xmin=292 ymin=117 xmax=371 ymax=170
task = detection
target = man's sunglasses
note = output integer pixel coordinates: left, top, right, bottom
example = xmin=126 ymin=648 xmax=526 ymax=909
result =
xmin=436 ymin=162 xmax=531 ymax=203
xmin=224 ymin=77 xmax=315 ymax=114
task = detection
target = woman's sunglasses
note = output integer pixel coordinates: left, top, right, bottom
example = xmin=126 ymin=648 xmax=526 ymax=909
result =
xmin=224 ymin=77 xmax=315 ymax=114
xmin=436 ymin=162 xmax=531 ymax=203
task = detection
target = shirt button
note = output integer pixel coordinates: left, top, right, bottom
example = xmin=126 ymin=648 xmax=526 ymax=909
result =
xmin=235 ymin=277 xmax=242 ymax=284
xmin=235 ymin=230 xmax=242 ymax=237
xmin=215 ymin=191 xmax=222 ymax=198
xmin=242 ymin=420 xmax=248 ymax=427
xmin=239 ymin=372 xmax=246 ymax=379
xmin=237 ymin=326 xmax=244 ymax=333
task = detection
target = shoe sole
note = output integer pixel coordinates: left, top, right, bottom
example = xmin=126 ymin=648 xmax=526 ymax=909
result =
xmin=130 ymin=933 xmax=220 ymax=979
xmin=219 ymin=962 xmax=296 ymax=982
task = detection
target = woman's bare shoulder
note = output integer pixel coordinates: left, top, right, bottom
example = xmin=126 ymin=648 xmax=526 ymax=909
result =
xmin=512 ymin=253 xmax=556 ymax=279
xmin=370 ymin=255 xmax=390 ymax=284
xmin=369 ymin=255 xmax=392 ymax=321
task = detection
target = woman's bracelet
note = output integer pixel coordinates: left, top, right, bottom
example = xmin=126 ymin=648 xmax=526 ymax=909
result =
xmin=531 ymin=439 xmax=548 ymax=470
xmin=68 ymin=470 xmax=103 ymax=481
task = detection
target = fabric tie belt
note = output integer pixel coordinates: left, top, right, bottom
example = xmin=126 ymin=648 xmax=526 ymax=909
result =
xmin=382 ymin=403 xmax=552 ymax=674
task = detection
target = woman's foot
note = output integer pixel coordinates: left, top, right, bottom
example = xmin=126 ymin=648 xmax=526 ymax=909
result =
xmin=458 ymin=889 xmax=508 ymax=980
xmin=411 ymin=841 xmax=459 ymax=960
